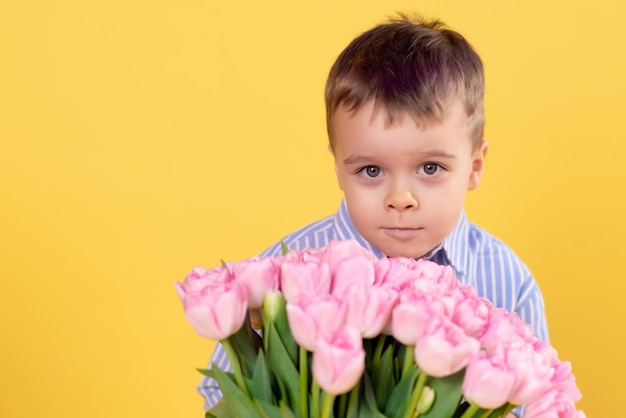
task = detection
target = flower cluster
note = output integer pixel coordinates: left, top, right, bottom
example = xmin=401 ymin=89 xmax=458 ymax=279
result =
xmin=176 ymin=239 xmax=584 ymax=418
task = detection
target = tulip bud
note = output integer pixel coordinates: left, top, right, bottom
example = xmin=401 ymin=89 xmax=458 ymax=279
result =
xmin=262 ymin=289 xmax=298 ymax=364
xmin=263 ymin=289 xmax=285 ymax=323
xmin=417 ymin=386 xmax=435 ymax=414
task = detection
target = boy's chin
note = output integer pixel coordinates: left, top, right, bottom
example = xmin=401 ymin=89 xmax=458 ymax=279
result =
xmin=381 ymin=247 xmax=430 ymax=260
xmin=378 ymin=241 xmax=441 ymax=260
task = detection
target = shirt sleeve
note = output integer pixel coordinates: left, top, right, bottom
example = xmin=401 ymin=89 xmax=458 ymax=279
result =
xmin=515 ymin=271 xmax=550 ymax=342
xmin=466 ymin=224 xmax=550 ymax=343
xmin=510 ymin=271 xmax=548 ymax=417
xmin=197 ymin=342 xmax=232 ymax=411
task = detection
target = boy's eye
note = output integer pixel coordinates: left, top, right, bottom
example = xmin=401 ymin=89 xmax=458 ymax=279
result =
xmin=359 ymin=166 xmax=381 ymax=177
xmin=419 ymin=163 xmax=441 ymax=176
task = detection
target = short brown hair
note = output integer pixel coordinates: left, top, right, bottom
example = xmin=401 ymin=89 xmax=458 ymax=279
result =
xmin=325 ymin=14 xmax=484 ymax=149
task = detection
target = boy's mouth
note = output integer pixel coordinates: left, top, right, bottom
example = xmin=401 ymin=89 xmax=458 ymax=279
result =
xmin=382 ymin=227 xmax=422 ymax=240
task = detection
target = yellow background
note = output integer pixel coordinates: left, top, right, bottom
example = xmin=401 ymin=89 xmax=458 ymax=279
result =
xmin=1 ymin=0 xmax=623 ymax=416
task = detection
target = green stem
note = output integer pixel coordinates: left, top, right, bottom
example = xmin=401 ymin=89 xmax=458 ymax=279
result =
xmin=347 ymin=381 xmax=360 ymax=417
xmin=312 ymin=380 xmax=321 ymax=418
xmin=338 ymin=393 xmax=347 ymax=418
xmin=478 ymin=409 xmax=492 ymax=418
xmin=299 ymin=346 xmax=309 ymax=418
xmin=459 ymin=403 xmax=480 ymax=418
xmin=405 ymin=371 xmax=427 ymax=418
xmin=500 ymin=403 xmax=517 ymax=417
xmin=222 ymin=337 xmax=250 ymax=397
xmin=401 ymin=345 xmax=415 ymax=379
xmin=372 ymin=335 xmax=386 ymax=365
xmin=321 ymin=392 xmax=336 ymax=418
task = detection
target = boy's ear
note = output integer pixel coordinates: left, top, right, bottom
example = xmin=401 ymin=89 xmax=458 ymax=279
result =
xmin=467 ymin=140 xmax=489 ymax=191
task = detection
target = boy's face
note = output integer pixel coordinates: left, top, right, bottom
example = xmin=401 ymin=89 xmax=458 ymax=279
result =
xmin=330 ymin=100 xmax=487 ymax=259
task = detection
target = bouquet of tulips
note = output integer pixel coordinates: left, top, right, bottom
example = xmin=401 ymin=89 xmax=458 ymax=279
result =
xmin=176 ymin=240 xmax=584 ymax=418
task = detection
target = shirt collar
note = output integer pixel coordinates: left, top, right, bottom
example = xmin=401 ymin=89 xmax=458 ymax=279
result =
xmin=439 ymin=211 xmax=470 ymax=278
xmin=334 ymin=198 xmax=469 ymax=276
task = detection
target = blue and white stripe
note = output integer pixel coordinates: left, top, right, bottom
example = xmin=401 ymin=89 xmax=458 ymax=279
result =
xmin=197 ymin=199 xmax=549 ymax=411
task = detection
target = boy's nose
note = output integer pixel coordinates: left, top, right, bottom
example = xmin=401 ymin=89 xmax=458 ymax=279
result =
xmin=385 ymin=189 xmax=418 ymax=211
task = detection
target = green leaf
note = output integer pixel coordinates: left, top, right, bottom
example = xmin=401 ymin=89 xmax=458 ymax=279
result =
xmin=262 ymin=292 xmax=298 ymax=366
xmin=260 ymin=296 xmax=300 ymax=410
xmin=228 ymin=314 xmax=262 ymax=377
xmin=486 ymin=403 xmax=515 ymax=417
xmin=264 ymin=320 xmax=301 ymax=413
xmin=273 ymin=306 xmax=298 ymax=366
xmin=205 ymin=366 xmax=260 ymax=417
xmin=249 ymin=348 xmax=273 ymax=403
xmin=392 ymin=344 xmax=408 ymax=382
xmin=280 ymin=241 xmax=289 ymax=255
xmin=275 ymin=375 xmax=289 ymax=406
xmin=220 ymin=259 xmax=228 ymax=269
xmin=370 ymin=344 xmax=395 ymax=407
xmin=384 ymin=367 xmax=419 ymax=417
xmin=279 ymin=403 xmax=297 ymax=418
xmin=253 ymin=398 xmax=285 ymax=418
xmin=197 ymin=367 xmax=212 ymax=378
xmin=205 ymin=398 xmax=235 ymax=418
xmin=359 ymin=373 xmax=388 ymax=418
xmin=345 ymin=382 xmax=361 ymax=418
xmin=421 ymin=369 xmax=465 ymax=417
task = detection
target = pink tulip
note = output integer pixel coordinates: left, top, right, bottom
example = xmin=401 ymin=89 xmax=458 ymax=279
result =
xmin=521 ymin=391 xmax=562 ymax=418
xmin=176 ymin=272 xmax=248 ymax=340
xmin=506 ymin=344 xmax=554 ymax=405
xmin=390 ymin=287 xmax=446 ymax=345
xmin=340 ymin=283 xmax=398 ymax=338
xmin=176 ymin=265 xmax=232 ymax=297
xmin=534 ymin=341 xmax=559 ymax=368
xmin=404 ymin=264 xmax=460 ymax=319
xmin=330 ymin=255 xmax=376 ymax=298
xmin=316 ymin=240 xmax=377 ymax=298
xmin=550 ymin=362 xmax=582 ymax=402
xmin=285 ymin=293 xmax=344 ymax=351
xmin=451 ymin=289 xmax=492 ymax=338
xmin=479 ymin=311 xmax=554 ymax=406
xmin=312 ymin=326 xmax=365 ymax=395
xmin=323 ymin=239 xmax=377 ymax=272
xmin=523 ymin=388 xmax=585 ymax=418
xmin=374 ymin=257 xmax=419 ymax=289
xmin=522 ymin=360 xmax=583 ymax=417
xmin=462 ymin=352 xmax=514 ymax=409
xmin=175 ymin=240 xmax=583 ymax=415
xmin=284 ymin=246 xmax=327 ymax=264
xmin=232 ymin=256 xmax=280 ymax=309
xmin=479 ymin=309 xmax=537 ymax=356
xmin=280 ymin=259 xmax=331 ymax=302
xmin=414 ymin=318 xmax=480 ymax=377
xmin=431 ymin=264 xmax=460 ymax=293
xmin=408 ymin=259 xmax=458 ymax=294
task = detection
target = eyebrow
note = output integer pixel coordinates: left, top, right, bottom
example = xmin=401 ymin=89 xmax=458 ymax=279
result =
xmin=342 ymin=154 xmax=376 ymax=165
xmin=342 ymin=150 xmax=457 ymax=165
xmin=420 ymin=150 xmax=458 ymax=159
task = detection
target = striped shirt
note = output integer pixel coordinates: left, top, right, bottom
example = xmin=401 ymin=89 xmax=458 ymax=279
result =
xmin=197 ymin=199 xmax=549 ymax=410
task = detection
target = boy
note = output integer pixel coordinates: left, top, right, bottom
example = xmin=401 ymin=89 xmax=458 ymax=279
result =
xmin=200 ymin=14 xmax=548 ymax=415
